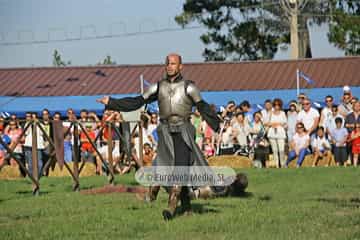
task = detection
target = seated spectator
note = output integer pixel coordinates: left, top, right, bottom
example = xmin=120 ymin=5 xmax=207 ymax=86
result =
xmin=232 ymin=112 xmax=250 ymax=155
xmin=311 ymin=127 xmax=332 ymax=167
xmin=349 ymin=123 xmax=360 ymax=167
xmin=143 ymin=143 xmax=155 ymax=167
xmin=249 ymin=111 xmax=269 ymax=168
xmin=286 ymin=122 xmax=310 ymax=168
xmin=330 ymin=117 xmax=348 ymax=166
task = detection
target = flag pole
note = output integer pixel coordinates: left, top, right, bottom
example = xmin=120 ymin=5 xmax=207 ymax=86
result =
xmin=296 ymin=69 xmax=300 ymax=97
xmin=140 ymin=74 xmax=144 ymax=94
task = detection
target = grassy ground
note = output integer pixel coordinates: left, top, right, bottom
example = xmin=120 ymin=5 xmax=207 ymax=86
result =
xmin=1 ymin=167 xmax=360 ymax=240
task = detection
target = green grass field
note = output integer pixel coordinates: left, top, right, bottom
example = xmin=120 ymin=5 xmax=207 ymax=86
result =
xmin=1 ymin=167 xmax=360 ymax=240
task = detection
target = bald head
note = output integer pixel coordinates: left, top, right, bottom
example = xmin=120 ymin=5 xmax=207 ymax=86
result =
xmin=165 ymin=53 xmax=182 ymax=65
xmin=165 ymin=53 xmax=183 ymax=80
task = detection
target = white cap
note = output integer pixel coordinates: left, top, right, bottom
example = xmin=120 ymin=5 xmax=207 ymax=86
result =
xmin=343 ymin=85 xmax=351 ymax=92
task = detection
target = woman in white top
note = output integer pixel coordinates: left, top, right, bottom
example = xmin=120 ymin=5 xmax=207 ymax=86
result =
xmin=286 ymin=122 xmax=310 ymax=168
xmin=266 ymin=98 xmax=287 ymax=168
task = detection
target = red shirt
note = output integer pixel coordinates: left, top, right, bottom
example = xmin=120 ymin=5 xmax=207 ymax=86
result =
xmin=80 ymin=131 xmax=95 ymax=152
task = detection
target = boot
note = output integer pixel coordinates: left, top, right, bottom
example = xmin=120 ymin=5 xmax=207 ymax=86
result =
xmin=180 ymin=187 xmax=192 ymax=215
xmin=162 ymin=185 xmax=181 ymax=221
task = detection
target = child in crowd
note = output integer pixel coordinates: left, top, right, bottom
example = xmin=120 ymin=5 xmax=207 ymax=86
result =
xmin=349 ymin=123 xmax=360 ymax=167
xmin=143 ymin=143 xmax=155 ymax=167
xmin=311 ymin=127 xmax=332 ymax=167
xmin=330 ymin=117 xmax=348 ymax=166
xmin=80 ymin=123 xmax=96 ymax=164
xmin=203 ymin=137 xmax=215 ymax=158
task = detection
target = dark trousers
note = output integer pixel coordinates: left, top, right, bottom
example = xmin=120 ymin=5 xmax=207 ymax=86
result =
xmin=171 ymin=132 xmax=191 ymax=166
xmin=170 ymin=132 xmax=191 ymax=211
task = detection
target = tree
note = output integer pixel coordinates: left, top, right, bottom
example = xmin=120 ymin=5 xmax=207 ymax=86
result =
xmin=328 ymin=0 xmax=360 ymax=55
xmin=52 ymin=49 xmax=71 ymax=67
xmin=98 ymin=55 xmax=116 ymax=65
xmin=175 ymin=0 xmax=359 ymax=61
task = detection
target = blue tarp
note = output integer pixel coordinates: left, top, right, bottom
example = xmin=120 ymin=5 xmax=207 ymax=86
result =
xmin=0 ymin=86 xmax=359 ymax=118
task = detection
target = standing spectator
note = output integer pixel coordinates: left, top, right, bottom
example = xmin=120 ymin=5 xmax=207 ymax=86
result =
xmin=80 ymin=109 xmax=88 ymax=123
xmin=0 ymin=117 xmax=5 ymax=133
xmin=338 ymin=92 xmax=353 ymax=118
xmin=330 ymin=117 xmax=348 ymax=166
xmin=296 ymin=93 xmax=307 ymax=112
xmin=23 ymin=112 xmax=45 ymax=178
xmin=287 ymin=101 xmax=298 ymax=142
xmin=240 ymin=100 xmax=254 ymax=126
xmin=53 ymin=112 xmax=61 ymax=121
xmin=297 ymin=99 xmax=320 ymax=136
xmin=41 ymin=108 xmax=52 ymax=176
xmin=345 ymin=101 xmax=360 ymax=133
xmin=320 ymin=95 xmax=334 ymax=127
xmin=63 ymin=108 xmax=76 ymax=163
xmin=325 ymin=105 xmax=344 ymax=140
xmin=147 ymin=112 xmax=159 ymax=148
xmin=349 ymin=123 xmax=360 ymax=167
xmin=261 ymin=99 xmax=273 ymax=126
xmin=311 ymin=127 xmax=332 ymax=167
xmin=7 ymin=120 xmax=25 ymax=176
xmin=221 ymin=101 xmax=236 ymax=120
xmin=286 ymin=122 xmax=310 ymax=168
xmin=0 ymin=127 xmax=11 ymax=168
xmin=191 ymin=109 xmax=204 ymax=150
xmin=267 ymin=99 xmax=287 ymax=168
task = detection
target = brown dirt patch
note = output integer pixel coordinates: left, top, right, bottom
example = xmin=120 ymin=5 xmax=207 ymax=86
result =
xmin=80 ymin=184 xmax=147 ymax=195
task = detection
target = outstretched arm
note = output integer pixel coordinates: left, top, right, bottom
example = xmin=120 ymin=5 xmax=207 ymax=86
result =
xmin=97 ymin=83 xmax=158 ymax=112
xmin=187 ymin=82 xmax=220 ymax=132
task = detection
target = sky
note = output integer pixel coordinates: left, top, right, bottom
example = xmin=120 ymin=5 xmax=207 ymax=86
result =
xmin=0 ymin=0 xmax=345 ymax=68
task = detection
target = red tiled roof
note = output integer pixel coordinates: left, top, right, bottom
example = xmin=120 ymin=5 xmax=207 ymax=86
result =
xmin=0 ymin=57 xmax=358 ymax=96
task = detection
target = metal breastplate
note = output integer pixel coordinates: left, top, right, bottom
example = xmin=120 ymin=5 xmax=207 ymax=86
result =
xmin=158 ymin=80 xmax=193 ymax=124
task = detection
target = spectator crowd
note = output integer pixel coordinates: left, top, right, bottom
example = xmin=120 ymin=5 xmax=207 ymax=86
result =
xmin=0 ymin=86 xmax=359 ymax=178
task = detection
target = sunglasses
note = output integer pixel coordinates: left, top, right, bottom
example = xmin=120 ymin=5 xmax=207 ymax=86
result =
xmin=325 ymin=99 xmax=333 ymax=102
xmin=303 ymin=102 xmax=311 ymax=106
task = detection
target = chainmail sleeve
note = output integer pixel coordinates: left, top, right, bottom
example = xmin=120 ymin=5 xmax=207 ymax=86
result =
xmin=105 ymin=82 xmax=158 ymax=112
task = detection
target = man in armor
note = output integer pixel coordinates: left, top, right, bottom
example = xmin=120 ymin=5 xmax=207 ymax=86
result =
xmin=97 ymin=53 xmax=220 ymax=220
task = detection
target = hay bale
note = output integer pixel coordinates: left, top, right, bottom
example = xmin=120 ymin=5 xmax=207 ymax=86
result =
xmin=0 ymin=165 xmax=21 ymax=179
xmin=48 ymin=162 xmax=97 ymax=177
xmin=208 ymin=155 xmax=252 ymax=168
